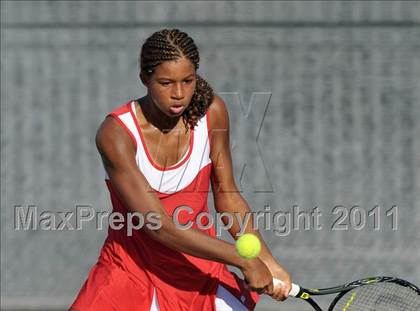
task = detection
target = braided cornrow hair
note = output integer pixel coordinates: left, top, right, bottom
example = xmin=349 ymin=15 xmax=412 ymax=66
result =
xmin=140 ymin=29 xmax=214 ymax=129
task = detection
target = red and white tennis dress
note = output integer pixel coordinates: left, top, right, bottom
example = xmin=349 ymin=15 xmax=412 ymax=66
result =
xmin=71 ymin=101 xmax=260 ymax=311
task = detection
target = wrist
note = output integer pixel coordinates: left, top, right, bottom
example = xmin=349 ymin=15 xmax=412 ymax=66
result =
xmin=237 ymin=256 xmax=250 ymax=270
xmin=239 ymin=257 xmax=264 ymax=273
xmin=259 ymin=256 xmax=285 ymax=275
xmin=259 ymin=253 xmax=276 ymax=266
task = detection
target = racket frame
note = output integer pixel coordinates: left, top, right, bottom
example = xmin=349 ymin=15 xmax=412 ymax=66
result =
xmin=274 ymin=276 xmax=420 ymax=311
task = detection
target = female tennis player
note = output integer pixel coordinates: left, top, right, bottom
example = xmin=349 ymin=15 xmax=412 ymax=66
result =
xmin=70 ymin=29 xmax=291 ymax=311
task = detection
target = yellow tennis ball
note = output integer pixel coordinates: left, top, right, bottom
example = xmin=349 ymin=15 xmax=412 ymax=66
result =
xmin=235 ymin=233 xmax=261 ymax=259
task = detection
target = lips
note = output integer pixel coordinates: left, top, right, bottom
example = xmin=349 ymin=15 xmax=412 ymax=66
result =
xmin=169 ymin=105 xmax=185 ymax=115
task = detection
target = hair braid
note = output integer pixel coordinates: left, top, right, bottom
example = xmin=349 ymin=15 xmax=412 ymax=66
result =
xmin=140 ymin=29 xmax=214 ymax=129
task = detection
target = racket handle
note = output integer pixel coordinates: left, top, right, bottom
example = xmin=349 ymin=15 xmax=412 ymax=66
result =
xmin=273 ymin=278 xmax=300 ymax=297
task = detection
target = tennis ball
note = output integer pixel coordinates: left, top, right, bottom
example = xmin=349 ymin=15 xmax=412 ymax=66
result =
xmin=235 ymin=233 xmax=261 ymax=259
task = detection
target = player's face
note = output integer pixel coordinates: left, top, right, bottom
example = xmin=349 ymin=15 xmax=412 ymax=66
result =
xmin=146 ymin=57 xmax=197 ymax=118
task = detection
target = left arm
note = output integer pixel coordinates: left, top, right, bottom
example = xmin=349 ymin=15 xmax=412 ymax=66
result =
xmin=208 ymin=96 xmax=291 ymax=301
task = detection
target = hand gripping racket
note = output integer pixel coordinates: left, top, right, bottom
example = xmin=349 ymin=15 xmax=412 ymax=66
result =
xmin=273 ymin=276 xmax=420 ymax=311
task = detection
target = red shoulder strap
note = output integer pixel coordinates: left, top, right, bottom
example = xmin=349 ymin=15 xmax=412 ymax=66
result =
xmin=106 ymin=101 xmax=138 ymax=150
xmin=107 ymin=100 xmax=132 ymax=117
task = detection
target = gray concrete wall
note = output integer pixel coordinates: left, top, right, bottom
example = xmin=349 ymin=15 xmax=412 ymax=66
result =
xmin=1 ymin=1 xmax=419 ymax=310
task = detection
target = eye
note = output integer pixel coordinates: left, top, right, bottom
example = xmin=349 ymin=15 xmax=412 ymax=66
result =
xmin=160 ymin=81 xmax=171 ymax=86
xmin=184 ymin=79 xmax=193 ymax=84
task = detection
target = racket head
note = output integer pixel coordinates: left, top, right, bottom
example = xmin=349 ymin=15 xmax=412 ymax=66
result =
xmin=328 ymin=278 xmax=420 ymax=311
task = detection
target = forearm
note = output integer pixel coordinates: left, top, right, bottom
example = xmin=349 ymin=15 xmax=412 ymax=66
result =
xmin=217 ymin=194 xmax=277 ymax=265
xmin=146 ymin=215 xmax=249 ymax=270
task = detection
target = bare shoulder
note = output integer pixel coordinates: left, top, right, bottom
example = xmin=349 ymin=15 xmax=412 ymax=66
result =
xmin=95 ymin=116 xmax=136 ymax=165
xmin=207 ymin=95 xmax=229 ymax=130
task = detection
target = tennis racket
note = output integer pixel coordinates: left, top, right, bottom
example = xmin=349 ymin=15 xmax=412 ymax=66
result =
xmin=273 ymin=276 xmax=420 ymax=311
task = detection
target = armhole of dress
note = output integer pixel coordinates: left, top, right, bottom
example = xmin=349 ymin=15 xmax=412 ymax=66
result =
xmin=107 ymin=113 xmax=138 ymax=152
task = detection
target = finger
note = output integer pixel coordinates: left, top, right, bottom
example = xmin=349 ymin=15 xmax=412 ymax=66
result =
xmin=255 ymin=288 xmax=265 ymax=295
xmin=278 ymin=295 xmax=287 ymax=301
xmin=272 ymin=294 xmax=286 ymax=301
xmin=277 ymin=289 xmax=288 ymax=301
xmin=272 ymin=295 xmax=282 ymax=301
xmin=272 ymin=289 xmax=284 ymax=301
xmin=271 ymin=292 xmax=284 ymax=301
xmin=271 ymin=288 xmax=286 ymax=301
xmin=282 ymin=284 xmax=291 ymax=298
xmin=273 ymin=280 xmax=291 ymax=300
xmin=271 ymin=283 xmax=283 ymax=298
xmin=250 ymin=286 xmax=262 ymax=295
xmin=265 ymin=281 xmax=274 ymax=296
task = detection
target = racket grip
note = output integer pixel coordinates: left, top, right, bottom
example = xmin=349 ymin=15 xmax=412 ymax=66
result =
xmin=273 ymin=278 xmax=300 ymax=297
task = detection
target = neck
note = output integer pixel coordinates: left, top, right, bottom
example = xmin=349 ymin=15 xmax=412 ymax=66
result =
xmin=141 ymin=95 xmax=182 ymax=133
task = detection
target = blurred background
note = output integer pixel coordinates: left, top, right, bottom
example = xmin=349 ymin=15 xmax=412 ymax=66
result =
xmin=1 ymin=1 xmax=419 ymax=310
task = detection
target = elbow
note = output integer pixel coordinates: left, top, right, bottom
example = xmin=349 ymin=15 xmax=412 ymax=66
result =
xmin=144 ymin=224 xmax=165 ymax=241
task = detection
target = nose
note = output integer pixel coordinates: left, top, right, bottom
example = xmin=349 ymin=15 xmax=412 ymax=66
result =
xmin=171 ymin=83 xmax=185 ymax=100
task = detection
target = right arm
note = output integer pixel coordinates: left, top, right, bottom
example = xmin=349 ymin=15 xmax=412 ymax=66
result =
xmin=96 ymin=116 xmax=273 ymax=294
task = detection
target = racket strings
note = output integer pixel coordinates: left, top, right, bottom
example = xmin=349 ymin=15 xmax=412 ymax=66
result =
xmin=331 ymin=283 xmax=420 ymax=311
